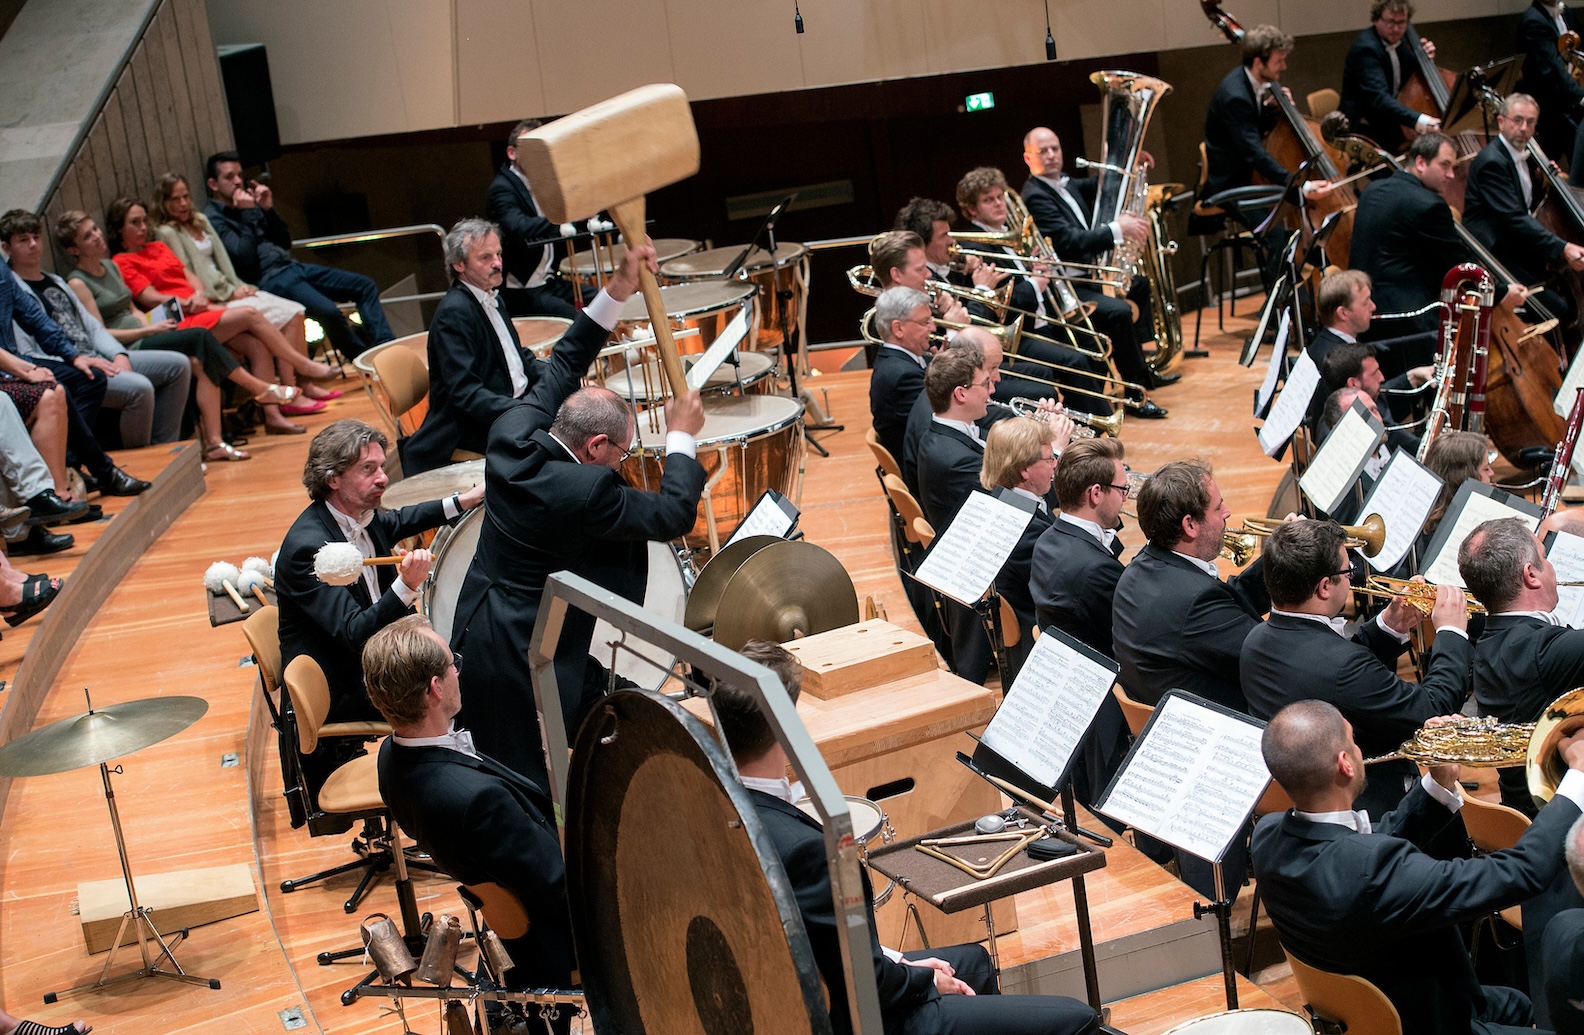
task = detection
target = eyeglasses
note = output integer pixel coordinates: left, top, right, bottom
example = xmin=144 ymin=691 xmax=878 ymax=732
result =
xmin=1321 ymin=567 xmax=1354 ymax=585
xmin=1105 ymin=483 xmax=1131 ymax=495
xmin=969 ymin=377 xmax=993 ymax=390
xmin=451 ymin=651 xmax=464 ymax=673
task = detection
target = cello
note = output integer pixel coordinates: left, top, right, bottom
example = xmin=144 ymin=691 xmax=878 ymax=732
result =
xmin=1199 ymin=0 xmax=1358 ymax=267
xmin=1397 ymin=24 xmax=1457 ymax=139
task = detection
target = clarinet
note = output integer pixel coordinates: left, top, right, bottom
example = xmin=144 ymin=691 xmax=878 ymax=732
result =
xmin=1543 ymin=387 xmax=1584 ymax=516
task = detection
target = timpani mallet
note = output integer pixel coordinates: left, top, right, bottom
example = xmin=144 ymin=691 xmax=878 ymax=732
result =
xmin=516 ymin=84 xmax=701 ymax=398
xmin=236 ymin=568 xmax=271 ymax=608
xmin=203 ymin=560 xmax=249 ymax=613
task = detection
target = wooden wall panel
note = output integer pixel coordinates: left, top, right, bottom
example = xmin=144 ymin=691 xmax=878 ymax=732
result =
xmin=792 ymin=0 xmax=933 ymax=87
xmin=454 ymin=0 xmax=547 ymax=128
xmin=529 ymin=0 xmax=676 ymax=116
xmin=37 ymin=0 xmax=233 ymax=270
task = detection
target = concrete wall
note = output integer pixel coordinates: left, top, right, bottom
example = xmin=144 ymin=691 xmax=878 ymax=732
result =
xmin=206 ymin=0 xmax=1533 ymax=146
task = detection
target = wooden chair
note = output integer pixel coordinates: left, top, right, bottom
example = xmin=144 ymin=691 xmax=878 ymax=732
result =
xmin=1112 ymin=682 xmax=1154 ymax=738
xmin=241 ymin=604 xmax=282 ymax=710
xmin=882 ymin=475 xmax=928 ymax=547
xmin=370 ymin=343 xmax=431 ymax=437
xmin=1243 ymin=779 xmax=1297 ymax=972
xmin=278 ymin=655 xmax=400 ymax=911
xmin=911 ymin=516 xmax=936 ymax=548
xmin=355 ymin=332 xmax=428 ymax=438
xmin=1461 ymin=795 xmax=1531 ymax=934
xmin=865 ymin=428 xmax=904 ymax=482
xmin=1307 ymin=87 xmax=1340 ymax=119
xmin=1285 ymin=949 xmax=1403 ymax=1035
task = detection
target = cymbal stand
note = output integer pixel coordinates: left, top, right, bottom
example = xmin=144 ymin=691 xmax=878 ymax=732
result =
xmin=44 ymin=761 xmax=221 ymax=1002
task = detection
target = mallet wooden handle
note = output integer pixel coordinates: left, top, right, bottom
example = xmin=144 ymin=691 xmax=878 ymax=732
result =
xmin=223 ymin=579 xmax=249 ymax=614
xmin=364 ymin=556 xmax=403 ymax=567
xmin=250 ymin=585 xmax=270 ymax=608
xmin=609 ymin=198 xmax=689 ymax=398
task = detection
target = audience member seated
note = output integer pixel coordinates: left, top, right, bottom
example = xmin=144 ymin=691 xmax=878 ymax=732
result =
xmin=0 ymin=362 xmax=87 ymax=517
xmin=716 ymin=640 xmax=1102 ymax=1035
xmin=363 ymin=614 xmax=574 ymax=1033
xmin=0 ymin=258 xmax=147 ymax=501
xmin=486 ymin=119 xmax=587 ymax=319
xmin=1252 ymin=699 xmax=1584 ymax=1035
xmin=150 ymin=173 xmax=339 ymax=408
xmin=204 ymin=151 xmax=394 ymax=360
xmin=0 ymin=391 xmax=80 ymax=556
xmin=276 ymin=419 xmax=482 ymax=789
xmin=0 ymin=542 xmax=59 ymax=628
xmin=0 ymin=1006 xmax=88 ymax=1035
xmin=1242 ymin=518 xmax=1470 ymax=821
xmin=106 ymin=196 xmax=334 ymax=429
xmin=4 ymin=210 xmax=189 ymax=450
xmin=402 ymin=217 xmax=545 ymax=473
xmin=59 ymin=209 xmax=305 ymax=441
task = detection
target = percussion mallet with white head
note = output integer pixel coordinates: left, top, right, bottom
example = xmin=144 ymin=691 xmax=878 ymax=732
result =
xmin=515 ymin=84 xmax=701 ymax=397
xmin=236 ymin=568 xmax=270 ymax=608
xmin=242 ymin=555 xmax=274 ymax=587
xmin=313 ymin=541 xmax=403 ymax=587
xmin=204 ymin=560 xmax=248 ymax=613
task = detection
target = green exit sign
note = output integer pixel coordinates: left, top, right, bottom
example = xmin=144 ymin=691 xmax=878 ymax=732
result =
xmin=965 ymin=92 xmax=996 ymax=112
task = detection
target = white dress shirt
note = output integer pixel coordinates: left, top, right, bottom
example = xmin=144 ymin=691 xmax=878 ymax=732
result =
xmin=1494 ymin=608 xmax=1565 ymax=625
xmin=881 ymin=342 xmax=927 ymax=370
xmin=1009 ymin=485 xmax=1049 ymax=515
xmin=1271 ymin=606 xmax=1413 ymax=644
xmin=1033 ymin=173 xmax=1124 ymax=251
xmin=506 ymin=165 xmax=555 ymax=290
xmin=459 ymin=278 xmax=527 ymax=397
xmin=1060 ymin=512 xmax=1117 ymax=551
xmin=1499 ymin=133 xmax=1535 ymax=209
xmin=971 ymin=219 xmax=1051 ymax=322
xmin=931 ymin=414 xmax=982 ymax=444
xmin=393 ymin=725 xmax=479 ymax=759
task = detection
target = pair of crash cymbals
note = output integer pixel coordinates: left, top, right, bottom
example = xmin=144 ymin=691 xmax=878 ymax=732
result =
xmin=685 ymin=537 xmax=859 ymax=650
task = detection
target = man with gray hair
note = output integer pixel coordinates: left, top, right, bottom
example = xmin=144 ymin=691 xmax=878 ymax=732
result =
xmin=868 ymin=284 xmax=933 ymax=467
xmin=1462 ymin=516 xmax=1584 ymax=816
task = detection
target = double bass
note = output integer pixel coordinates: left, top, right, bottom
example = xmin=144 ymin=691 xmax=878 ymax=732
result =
xmin=1199 ymin=0 xmax=1358 ymax=267
xmin=1396 ymin=24 xmax=1457 ymax=141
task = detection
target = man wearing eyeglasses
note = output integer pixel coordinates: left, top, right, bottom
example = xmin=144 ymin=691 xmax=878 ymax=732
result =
xmin=364 ymin=614 xmax=576 ymax=1034
xmin=1241 ymin=518 xmax=1470 ymax=821
xmin=451 ymin=372 xmax=705 ymax=786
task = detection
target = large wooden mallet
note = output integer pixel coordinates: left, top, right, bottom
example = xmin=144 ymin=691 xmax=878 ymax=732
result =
xmin=517 ymin=84 xmax=700 ymax=398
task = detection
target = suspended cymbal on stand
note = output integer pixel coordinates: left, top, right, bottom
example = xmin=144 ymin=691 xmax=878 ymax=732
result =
xmin=711 ymin=540 xmax=859 ymax=650
xmin=0 ymin=695 xmax=208 ymax=777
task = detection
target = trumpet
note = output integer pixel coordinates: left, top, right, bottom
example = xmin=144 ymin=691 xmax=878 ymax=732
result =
xmin=1353 ymin=575 xmax=1487 ymax=617
xmin=1221 ymin=530 xmax=1258 ymax=566
xmin=992 ymin=397 xmax=1124 ymax=438
xmin=948 ymin=242 xmax=1131 ymax=291
xmin=1239 ymin=513 xmax=1387 ymax=558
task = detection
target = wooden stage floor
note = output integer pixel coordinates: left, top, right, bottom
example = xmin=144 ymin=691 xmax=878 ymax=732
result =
xmin=0 ymin=302 xmax=1312 ymax=1034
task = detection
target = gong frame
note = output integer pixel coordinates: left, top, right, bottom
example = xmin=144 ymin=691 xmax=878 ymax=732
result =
xmin=527 ymin=571 xmax=885 ymax=1034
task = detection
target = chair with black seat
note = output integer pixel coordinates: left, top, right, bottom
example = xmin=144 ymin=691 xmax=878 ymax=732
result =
xmin=1461 ymin=794 xmax=1531 ymax=961
xmin=1190 ymin=141 xmax=1285 ymax=352
xmin=279 ymin=655 xmax=420 ymax=913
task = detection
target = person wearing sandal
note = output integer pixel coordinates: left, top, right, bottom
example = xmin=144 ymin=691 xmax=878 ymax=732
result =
xmin=0 ymin=1009 xmax=89 ymax=1035
xmin=57 ymin=212 xmax=302 ymax=443
xmin=0 ymin=551 xmax=61 ymax=628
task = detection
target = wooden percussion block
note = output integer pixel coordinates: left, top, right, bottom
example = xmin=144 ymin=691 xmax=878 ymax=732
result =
xmin=780 ymin=620 xmax=938 ymax=700
xmin=78 ymin=863 xmax=258 ymax=953
xmin=685 ymin=667 xmax=1016 ymax=950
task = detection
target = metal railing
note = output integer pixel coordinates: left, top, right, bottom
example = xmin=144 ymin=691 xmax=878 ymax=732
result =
xmin=290 ymin=223 xmax=449 ymax=307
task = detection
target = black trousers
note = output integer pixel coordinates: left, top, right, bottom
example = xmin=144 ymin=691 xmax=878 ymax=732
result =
xmin=887 ymin=943 xmax=1101 ymax=1035
xmin=1074 ymin=281 xmax=1156 ymax=390
xmin=33 ymin=358 xmax=116 ymax=479
xmin=501 ymin=278 xmax=585 ymax=319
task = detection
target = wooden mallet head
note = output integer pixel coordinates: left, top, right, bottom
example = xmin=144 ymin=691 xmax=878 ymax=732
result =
xmin=517 ymin=85 xmax=700 ymax=396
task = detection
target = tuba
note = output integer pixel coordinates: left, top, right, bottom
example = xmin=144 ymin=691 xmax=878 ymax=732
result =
xmin=1088 ymin=70 xmax=1184 ymax=375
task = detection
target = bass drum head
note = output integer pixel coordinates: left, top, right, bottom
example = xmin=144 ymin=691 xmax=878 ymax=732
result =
xmin=424 ymin=506 xmax=485 ymax=642
xmin=566 ymin=690 xmax=831 ymax=1035
xmin=590 ymin=540 xmax=687 ymax=690
xmin=1160 ymin=1010 xmax=1312 ymax=1035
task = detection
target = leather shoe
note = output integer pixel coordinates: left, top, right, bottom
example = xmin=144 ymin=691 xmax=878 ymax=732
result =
xmin=64 ymin=502 xmax=104 ymax=525
xmin=1128 ymin=397 xmax=1169 ymax=419
xmin=8 ymin=525 xmax=74 ymax=556
xmin=1151 ymin=372 xmax=1182 ymax=388
xmin=23 ymin=490 xmax=87 ymax=526
xmin=99 ymin=468 xmax=150 ymax=496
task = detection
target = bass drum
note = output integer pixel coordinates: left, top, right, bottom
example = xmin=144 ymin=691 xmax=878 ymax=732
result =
xmin=423 ymin=507 xmax=688 ymax=689
xmin=1161 ymin=1010 xmax=1312 ymax=1034
xmin=565 ymin=690 xmax=832 ymax=1034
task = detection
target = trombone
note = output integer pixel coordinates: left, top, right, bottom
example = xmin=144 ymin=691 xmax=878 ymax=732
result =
xmin=990 ymin=397 xmax=1124 ymax=438
xmin=1355 ymin=574 xmax=1584 ymax=618
xmin=1239 ymin=514 xmax=1387 ymax=558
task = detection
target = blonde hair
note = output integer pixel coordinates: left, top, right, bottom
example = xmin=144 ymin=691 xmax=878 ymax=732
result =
xmin=362 ymin=614 xmax=450 ymax=728
xmin=981 ymin=417 xmax=1056 ymax=491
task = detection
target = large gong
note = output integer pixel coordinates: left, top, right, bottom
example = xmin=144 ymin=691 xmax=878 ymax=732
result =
xmin=565 ymin=690 xmax=833 ymax=1034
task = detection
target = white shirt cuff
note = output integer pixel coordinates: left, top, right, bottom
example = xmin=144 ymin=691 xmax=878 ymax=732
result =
xmin=665 ymin=430 xmax=696 ymax=459
xmin=1434 ymin=625 xmax=1469 ymax=640
xmin=1554 ymin=768 xmax=1584 ymax=812
xmin=584 ymin=289 xmax=624 ymax=331
xmin=881 ymin=946 xmax=904 ymax=963
xmin=391 ymin=578 xmax=421 ymax=607
xmin=441 ymin=494 xmax=461 ymax=520
xmin=1375 ymin=611 xmax=1411 ymax=643
xmin=1107 ymin=221 xmax=1124 ymax=247
xmin=1415 ymin=113 xmax=1437 ymax=131
xmin=1420 ymin=772 xmax=1463 ymax=812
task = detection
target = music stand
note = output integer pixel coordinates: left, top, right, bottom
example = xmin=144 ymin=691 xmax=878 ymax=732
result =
xmin=0 ymin=692 xmax=221 ymax=1002
xmin=1443 ymin=56 xmax=1524 ymax=138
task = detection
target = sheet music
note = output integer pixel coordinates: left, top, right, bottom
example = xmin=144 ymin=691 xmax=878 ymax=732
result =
xmin=1545 ymin=530 xmax=1584 ymax=629
xmin=915 ymin=490 xmax=1034 ymax=606
xmin=1359 ymin=450 xmax=1444 ymax=572
xmin=1422 ymin=484 xmax=1541 ymax=587
xmin=1254 ymin=311 xmax=1291 ymax=418
xmin=1299 ymin=400 xmax=1386 ymax=514
xmin=1257 ymin=350 xmax=1320 ymax=457
xmin=1095 ymin=693 xmax=1270 ymax=863
xmin=685 ymin=308 xmax=751 ymax=391
xmin=978 ymin=631 xmax=1119 ymax=790
xmin=725 ymin=490 xmax=798 ymax=548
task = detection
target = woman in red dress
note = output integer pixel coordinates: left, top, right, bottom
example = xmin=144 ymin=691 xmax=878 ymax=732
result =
xmin=106 ymin=198 xmax=340 ymax=433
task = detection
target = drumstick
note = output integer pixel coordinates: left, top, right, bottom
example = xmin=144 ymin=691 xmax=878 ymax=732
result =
xmin=313 ymin=542 xmax=405 ymax=587
xmin=204 ymin=561 xmax=249 ymax=614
